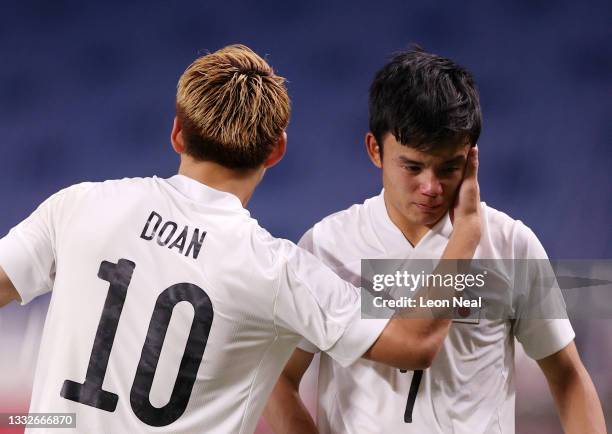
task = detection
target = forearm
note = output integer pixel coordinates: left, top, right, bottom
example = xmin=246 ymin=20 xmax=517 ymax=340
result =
xmin=441 ymin=221 xmax=481 ymax=260
xmin=393 ymin=221 xmax=480 ymax=324
xmin=0 ymin=292 xmax=16 ymax=308
xmin=264 ymin=376 xmax=318 ymax=434
xmin=548 ymin=366 xmax=606 ymax=433
xmin=369 ymin=222 xmax=480 ymax=369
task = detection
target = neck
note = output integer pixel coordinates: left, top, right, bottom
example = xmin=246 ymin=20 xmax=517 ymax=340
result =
xmin=383 ymin=191 xmax=440 ymax=247
xmin=177 ymin=156 xmax=264 ymax=207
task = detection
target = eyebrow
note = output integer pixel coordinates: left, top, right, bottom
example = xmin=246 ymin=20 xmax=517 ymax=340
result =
xmin=441 ymin=155 xmax=467 ymax=165
xmin=397 ymin=155 xmax=467 ymax=166
xmin=397 ymin=156 xmax=424 ymax=166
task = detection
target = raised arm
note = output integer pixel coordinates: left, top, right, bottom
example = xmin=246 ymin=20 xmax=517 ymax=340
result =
xmin=363 ymin=146 xmax=481 ymax=369
xmin=0 ymin=265 xmax=21 ymax=308
xmin=266 ymin=148 xmax=481 ymax=433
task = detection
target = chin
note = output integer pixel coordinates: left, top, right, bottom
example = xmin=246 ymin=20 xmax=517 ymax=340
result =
xmin=421 ymin=216 xmax=441 ymax=226
xmin=412 ymin=211 xmax=445 ymax=226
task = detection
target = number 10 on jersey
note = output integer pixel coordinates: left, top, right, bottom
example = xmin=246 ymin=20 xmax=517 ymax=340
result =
xmin=60 ymin=259 xmax=214 ymax=427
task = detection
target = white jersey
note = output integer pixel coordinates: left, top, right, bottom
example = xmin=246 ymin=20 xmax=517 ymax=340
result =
xmin=298 ymin=191 xmax=574 ymax=434
xmin=0 ymin=175 xmax=387 ymax=434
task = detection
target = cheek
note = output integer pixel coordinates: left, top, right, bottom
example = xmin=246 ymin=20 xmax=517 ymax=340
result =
xmin=396 ymin=178 xmax=421 ymax=201
xmin=384 ymin=169 xmax=411 ymax=190
xmin=394 ymin=170 xmax=419 ymax=190
xmin=442 ymin=178 xmax=462 ymax=198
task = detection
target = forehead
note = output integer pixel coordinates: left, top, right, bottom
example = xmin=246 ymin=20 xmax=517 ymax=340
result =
xmin=383 ymin=134 xmax=470 ymax=163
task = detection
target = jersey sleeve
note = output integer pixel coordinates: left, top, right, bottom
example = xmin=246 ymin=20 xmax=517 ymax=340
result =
xmin=297 ymin=227 xmax=315 ymax=253
xmin=273 ymin=240 xmax=387 ymax=367
xmin=294 ymin=228 xmax=323 ymax=353
xmin=0 ymin=188 xmax=70 ymax=305
xmin=512 ymin=224 xmax=575 ymax=360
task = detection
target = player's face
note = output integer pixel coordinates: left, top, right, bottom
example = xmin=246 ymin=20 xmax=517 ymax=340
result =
xmin=373 ymin=134 xmax=470 ymax=228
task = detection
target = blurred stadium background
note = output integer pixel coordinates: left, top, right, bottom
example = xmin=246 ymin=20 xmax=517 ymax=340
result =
xmin=0 ymin=0 xmax=610 ymax=432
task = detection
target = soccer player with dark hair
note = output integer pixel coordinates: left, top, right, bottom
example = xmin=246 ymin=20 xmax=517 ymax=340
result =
xmin=0 ymin=45 xmax=482 ymax=433
xmin=264 ymin=47 xmax=606 ymax=434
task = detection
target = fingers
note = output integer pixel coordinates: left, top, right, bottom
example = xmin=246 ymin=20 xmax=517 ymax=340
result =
xmin=463 ymin=145 xmax=479 ymax=180
xmin=454 ymin=145 xmax=481 ymax=220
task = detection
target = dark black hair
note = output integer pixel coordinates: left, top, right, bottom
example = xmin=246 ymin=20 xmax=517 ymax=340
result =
xmin=369 ymin=46 xmax=481 ymax=154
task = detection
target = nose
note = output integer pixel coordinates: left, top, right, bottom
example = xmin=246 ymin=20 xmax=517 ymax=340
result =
xmin=419 ymin=171 xmax=443 ymax=197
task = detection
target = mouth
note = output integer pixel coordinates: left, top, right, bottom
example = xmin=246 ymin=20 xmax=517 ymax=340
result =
xmin=414 ymin=202 xmax=442 ymax=213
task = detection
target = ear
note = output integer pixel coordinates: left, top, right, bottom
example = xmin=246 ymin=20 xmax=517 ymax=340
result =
xmin=365 ymin=132 xmax=383 ymax=168
xmin=171 ymin=116 xmax=185 ymax=154
xmin=263 ymin=131 xmax=287 ymax=169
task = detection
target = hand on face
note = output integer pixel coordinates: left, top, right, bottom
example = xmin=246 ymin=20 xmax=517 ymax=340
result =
xmin=451 ymin=146 xmax=481 ymax=229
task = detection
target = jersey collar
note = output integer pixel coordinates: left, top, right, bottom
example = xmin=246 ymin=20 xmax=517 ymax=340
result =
xmin=370 ymin=190 xmax=453 ymax=253
xmin=165 ymin=174 xmax=248 ymax=214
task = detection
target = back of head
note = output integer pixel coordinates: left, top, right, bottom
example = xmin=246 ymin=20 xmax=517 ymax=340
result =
xmin=369 ymin=46 xmax=481 ymax=151
xmin=176 ymin=44 xmax=290 ymax=170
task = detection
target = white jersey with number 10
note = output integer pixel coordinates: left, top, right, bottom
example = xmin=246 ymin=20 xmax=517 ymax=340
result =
xmin=0 ymin=175 xmax=387 ymax=434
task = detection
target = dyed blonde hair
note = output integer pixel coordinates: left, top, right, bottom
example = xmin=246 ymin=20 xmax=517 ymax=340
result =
xmin=176 ymin=44 xmax=290 ymax=169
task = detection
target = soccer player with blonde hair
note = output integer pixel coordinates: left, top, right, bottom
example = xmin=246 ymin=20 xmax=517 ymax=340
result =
xmin=0 ymin=44 xmax=481 ymax=433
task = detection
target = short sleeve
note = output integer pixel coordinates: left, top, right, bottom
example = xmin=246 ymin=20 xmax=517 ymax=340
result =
xmin=514 ymin=318 xmax=575 ymax=360
xmin=0 ymin=190 xmax=68 ymax=305
xmin=295 ymin=228 xmax=323 ymax=353
xmin=513 ymin=224 xmax=575 ymax=360
xmin=296 ymin=338 xmax=319 ymax=353
xmin=274 ymin=242 xmax=387 ymax=367
xmin=297 ymin=227 xmax=315 ymax=253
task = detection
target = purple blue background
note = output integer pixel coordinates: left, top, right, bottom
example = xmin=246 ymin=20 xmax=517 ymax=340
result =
xmin=0 ymin=0 xmax=610 ymax=432
xmin=1 ymin=0 xmax=610 ymax=257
